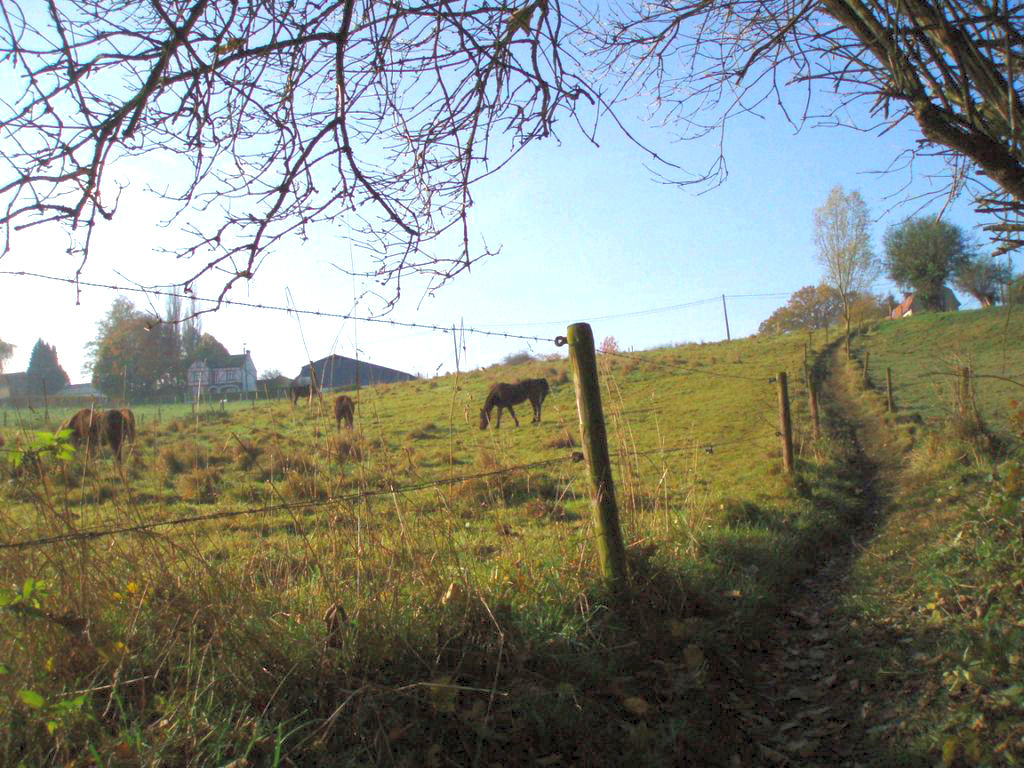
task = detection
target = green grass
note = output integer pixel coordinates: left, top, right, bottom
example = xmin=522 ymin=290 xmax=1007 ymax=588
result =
xmin=854 ymin=306 xmax=1024 ymax=438
xmin=1 ymin=315 xmax=1021 ymax=766
xmin=834 ymin=308 xmax=1024 ymax=767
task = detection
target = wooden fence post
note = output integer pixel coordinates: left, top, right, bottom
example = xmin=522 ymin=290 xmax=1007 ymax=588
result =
xmin=958 ymin=366 xmax=972 ymax=416
xmin=566 ymin=323 xmax=628 ymax=589
xmin=808 ymin=377 xmax=821 ymax=441
xmin=886 ymin=367 xmax=895 ymax=412
xmin=863 ymin=352 xmax=870 ymax=387
xmin=778 ymin=371 xmax=794 ymax=475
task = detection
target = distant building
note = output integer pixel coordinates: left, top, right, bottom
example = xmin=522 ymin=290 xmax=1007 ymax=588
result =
xmin=298 ymin=354 xmax=416 ymax=390
xmin=188 ymin=351 xmax=258 ymax=398
xmin=890 ymin=287 xmax=961 ymax=319
xmin=0 ymin=372 xmax=28 ymax=402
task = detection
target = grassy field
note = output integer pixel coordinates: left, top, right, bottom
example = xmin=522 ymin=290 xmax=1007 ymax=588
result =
xmin=1 ymin=313 xmax=1021 ymax=766
xmin=853 ymin=305 xmax=1024 ymax=438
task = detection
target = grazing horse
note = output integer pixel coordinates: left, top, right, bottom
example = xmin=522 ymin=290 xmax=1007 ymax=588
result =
xmin=333 ymin=394 xmax=355 ymax=430
xmin=101 ymin=409 xmax=130 ymax=462
xmin=59 ymin=408 xmax=103 ymax=450
xmin=58 ymin=408 xmax=130 ymax=461
xmin=479 ymin=378 xmax=550 ymax=429
xmin=115 ymin=408 xmax=136 ymax=451
xmin=289 ymin=383 xmax=321 ymax=407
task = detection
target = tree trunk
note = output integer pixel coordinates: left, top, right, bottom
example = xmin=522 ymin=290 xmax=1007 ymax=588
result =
xmin=843 ymin=295 xmax=851 ymax=358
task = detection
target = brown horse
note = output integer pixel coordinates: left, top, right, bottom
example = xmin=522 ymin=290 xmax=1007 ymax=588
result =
xmin=480 ymin=378 xmax=550 ymax=429
xmin=58 ymin=408 xmax=131 ymax=461
xmin=101 ymin=409 xmax=130 ymax=462
xmin=333 ymin=395 xmax=355 ymax=430
xmin=59 ymin=408 xmax=102 ymax=450
xmin=289 ymin=383 xmax=321 ymax=406
xmin=114 ymin=408 xmax=136 ymax=452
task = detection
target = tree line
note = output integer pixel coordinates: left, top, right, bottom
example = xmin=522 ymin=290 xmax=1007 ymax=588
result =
xmin=0 ymin=296 xmax=234 ymax=402
xmin=762 ymin=186 xmax=1022 ymax=339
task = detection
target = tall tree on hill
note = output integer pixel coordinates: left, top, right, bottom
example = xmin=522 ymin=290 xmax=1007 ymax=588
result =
xmin=758 ymin=284 xmax=843 ymax=336
xmin=25 ymin=339 xmax=70 ymax=396
xmin=884 ymin=218 xmax=972 ymax=311
xmin=814 ymin=187 xmax=879 ymax=356
xmin=952 ymin=254 xmax=1013 ymax=308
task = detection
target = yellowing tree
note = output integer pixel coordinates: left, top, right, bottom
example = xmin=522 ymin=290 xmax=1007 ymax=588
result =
xmin=813 ymin=187 xmax=880 ymax=355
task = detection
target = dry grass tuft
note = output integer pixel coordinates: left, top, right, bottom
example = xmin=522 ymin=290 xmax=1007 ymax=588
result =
xmin=329 ymin=433 xmax=366 ymax=463
xmin=232 ymin=439 xmax=262 ymax=471
xmin=545 ymin=433 xmax=575 ymax=449
xmin=176 ymin=466 xmax=221 ymax=502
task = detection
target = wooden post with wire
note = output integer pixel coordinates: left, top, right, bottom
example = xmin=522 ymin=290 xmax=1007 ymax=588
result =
xmin=778 ymin=371 xmax=794 ymax=474
xmin=886 ymin=367 xmax=895 ymax=412
xmin=564 ymin=323 xmax=628 ymax=589
xmin=808 ymin=376 xmax=821 ymax=441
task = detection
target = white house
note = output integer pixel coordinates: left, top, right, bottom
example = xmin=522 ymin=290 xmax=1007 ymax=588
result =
xmin=188 ymin=351 xmax=258 ymax=398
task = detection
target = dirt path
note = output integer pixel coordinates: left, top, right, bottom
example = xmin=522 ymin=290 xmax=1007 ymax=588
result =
xmin=731 ymin=345 xmax=919 ymax=767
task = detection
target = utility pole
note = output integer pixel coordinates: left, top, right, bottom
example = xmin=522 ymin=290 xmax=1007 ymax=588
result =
xmin=721 ymin=294 xmax=731 ymax=341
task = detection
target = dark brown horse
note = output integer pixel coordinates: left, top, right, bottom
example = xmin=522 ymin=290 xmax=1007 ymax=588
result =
xmin=102 ymin=409 xmax=130 ymax=462
xmin=58 ymin=408 xmax=131 ymax=461
xmin=114 ymin=408 xmax=136 ymax=452
xmin=289 ymin=382 xmax=321 ymax=407
xmin=480 ymin=378 xmax=550 ymax=429
xmin=59 ymin=408 xmax=102 ymax=450
xmin=333 ymin=394 xmax=355 ymax=430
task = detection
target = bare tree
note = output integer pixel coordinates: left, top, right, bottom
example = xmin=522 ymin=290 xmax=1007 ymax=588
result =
xmin=814 ymin=186 xmax=879 ymax=355
xmin=596 ymin=0 xmax=1024 ymax=253
xmin=2 ymin=0 xmax=1022 ymax=308
xmin=0 ymin=0 xmax=594 ymax=305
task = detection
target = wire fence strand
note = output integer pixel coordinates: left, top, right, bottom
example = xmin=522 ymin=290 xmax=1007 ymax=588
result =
xmin=0 ymin=456 xmax=576 ymax=551
xmin=0 ymin=271 xmax=558 ymax=345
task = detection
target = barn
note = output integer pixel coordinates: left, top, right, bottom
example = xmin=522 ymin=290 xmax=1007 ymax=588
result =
xmin=297 ymin=354 xmax=416 ymax=390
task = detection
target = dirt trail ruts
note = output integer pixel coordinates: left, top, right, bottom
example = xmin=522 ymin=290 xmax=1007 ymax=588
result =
xmin=734 ymin=345 xmax=920 ymax=768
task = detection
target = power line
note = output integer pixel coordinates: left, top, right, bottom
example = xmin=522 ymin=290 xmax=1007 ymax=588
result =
xmin=472 ymin=292 xmax=797 ymax=328
xmin=2 ymin=271 xmax=800 ymax=337
xmin=0 ymin=271 xmax=557 ymax=345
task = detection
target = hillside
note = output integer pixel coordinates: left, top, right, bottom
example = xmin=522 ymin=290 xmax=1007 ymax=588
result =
xmin=855 ymin=306 xmax=1024 ymax=437
xmin=1 ymin=315 xmax=1021 ymax=766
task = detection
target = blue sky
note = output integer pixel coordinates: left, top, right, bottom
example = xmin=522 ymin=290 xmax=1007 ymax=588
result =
xmin=0 ymin=96 xmax=990 ymax=384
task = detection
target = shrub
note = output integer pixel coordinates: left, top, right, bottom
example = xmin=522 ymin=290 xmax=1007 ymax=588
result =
xmin=501 ymin=351 xmax=535 ymax=366
xmin=329 ymin=434 xmax=365 ymax=464
xmin=233 ymin=440 xmax=262 ymax=471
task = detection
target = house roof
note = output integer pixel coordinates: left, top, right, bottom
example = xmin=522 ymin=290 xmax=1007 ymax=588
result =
xmin=57 ymin=382 xmax=104 ymax=397
xmin=222 ymin=352 xmax=253 ymax=368
xmin=190 ymin=351 xmax=252 ymax=369
xmin=890 ymin=287 xmax=960 ymax=319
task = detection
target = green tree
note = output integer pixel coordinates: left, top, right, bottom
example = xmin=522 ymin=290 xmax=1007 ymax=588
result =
xmin=188 ymin=334 xmax=231 ymax=367
xmin=87 ymin=298 xmax=179 ymax=399
xmin=814 ymin=187 xmax=879 ymax=355
xmin=758 ymin=284 xmax=842 ymax=335
xmin=952 ymin=254 xmax=1012 ymax=308
xmin=0 ymin=338 xmax=13 ymax=373
xmin=884 ymin=217 xmax=971 ymax=311
xmin=25 ymin=339 xmax=70 ymax=396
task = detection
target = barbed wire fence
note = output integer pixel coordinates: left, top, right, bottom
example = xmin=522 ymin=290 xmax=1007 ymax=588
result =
xmin=0 ymin=271 xmax=826 ymax=562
